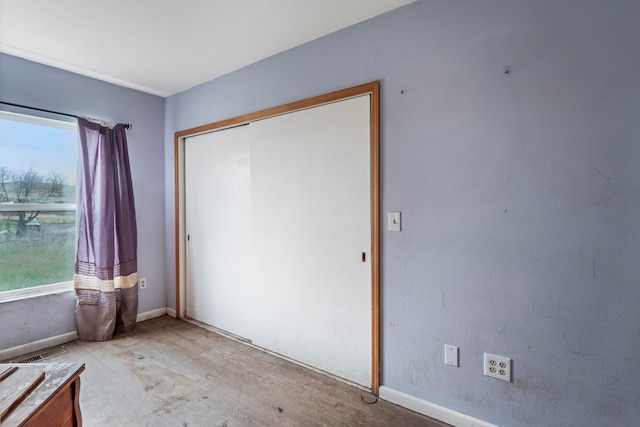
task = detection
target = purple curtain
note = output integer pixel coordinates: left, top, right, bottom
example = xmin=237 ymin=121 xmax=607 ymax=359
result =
xmin=74 ymin=118 xmax=138 ymax=341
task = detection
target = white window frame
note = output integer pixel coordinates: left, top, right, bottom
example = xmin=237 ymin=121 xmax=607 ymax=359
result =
xmin=0 ymin=110 xmax=77 ymax=303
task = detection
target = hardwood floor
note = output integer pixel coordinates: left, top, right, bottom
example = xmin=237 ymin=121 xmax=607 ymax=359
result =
xmin=47 ymin=316 xmax=450 ymax=426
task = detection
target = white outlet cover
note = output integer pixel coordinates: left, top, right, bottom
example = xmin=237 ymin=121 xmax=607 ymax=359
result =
xmin=445 ymin=345 xmax=459 ymax=367
xmin=484 ymin=352 xmax=511 ymax=382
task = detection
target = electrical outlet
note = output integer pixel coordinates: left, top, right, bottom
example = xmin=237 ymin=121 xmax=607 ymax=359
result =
xmin=484 ymin=352 xmax=511 ymax=382
xmin=140 ymin=278 xmax=147 ymax=289
xmin=444 ymin=345 xmax=459 ymax=367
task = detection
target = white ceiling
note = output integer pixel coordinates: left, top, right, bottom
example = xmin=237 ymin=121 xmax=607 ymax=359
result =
xmin=0 ymin=0 xmax=413 ymax=97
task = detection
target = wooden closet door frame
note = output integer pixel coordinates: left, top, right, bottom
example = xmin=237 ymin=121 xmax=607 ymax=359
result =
xmin=174 ymin=81 xmax=380 ymax=393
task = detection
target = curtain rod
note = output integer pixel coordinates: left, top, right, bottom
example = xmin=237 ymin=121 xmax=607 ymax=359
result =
xmin=0 ymin=101 xmax=132 ymax=129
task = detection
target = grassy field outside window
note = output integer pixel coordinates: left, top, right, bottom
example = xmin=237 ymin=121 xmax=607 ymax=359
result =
xmin=0 ymin=211 xmax=75 ymax=292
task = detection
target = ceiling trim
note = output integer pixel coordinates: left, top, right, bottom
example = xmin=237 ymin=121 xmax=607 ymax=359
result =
xmin=1 ymin=45 xmax=170 ymax=97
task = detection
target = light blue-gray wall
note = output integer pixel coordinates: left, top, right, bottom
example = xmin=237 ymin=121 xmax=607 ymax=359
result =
xmin=2 ymin=0 xmax=639 ymax=425
xmin=0 ymin=53 xmax=166 ymax=349
xmin=165 ymin=1 xmax=640 ymax=425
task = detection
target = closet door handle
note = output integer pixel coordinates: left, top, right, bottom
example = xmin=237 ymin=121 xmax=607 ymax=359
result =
xmin=362 ymin=252 xmax=366 ymax=262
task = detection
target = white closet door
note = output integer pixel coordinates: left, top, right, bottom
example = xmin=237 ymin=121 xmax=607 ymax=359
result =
xmin=185 ymin=95 xmax=372 ymax=387
xmin=249 ymin=95 xmax=372 ymax=386
xmin=184 ymin=125 xmax=253 ymax=340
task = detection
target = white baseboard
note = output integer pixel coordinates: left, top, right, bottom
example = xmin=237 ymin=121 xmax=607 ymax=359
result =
xmin=1 ymin=307 xmax=171 ymax=361
xmin=166 ymin=307 xmax=176 ymax=318
xmin=379 ymin=386 xmax=498 ymax=427
xmin=136 ymin=307 xmax=167 ymax=322
xmin=0 ymin=331 xmax=78 ymax=362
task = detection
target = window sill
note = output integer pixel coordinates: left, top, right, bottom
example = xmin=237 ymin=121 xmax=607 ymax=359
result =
xmin=0 ymin=282 xmax=74 ymax=304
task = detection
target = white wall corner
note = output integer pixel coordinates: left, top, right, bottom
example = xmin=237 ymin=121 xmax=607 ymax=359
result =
xmin=378 ymin=386 xmax=498 ymax=427
xmin=166 ymin=307 xmax=177 ymax=318
xmin=136 ymin=307 xmax=167 ymax=323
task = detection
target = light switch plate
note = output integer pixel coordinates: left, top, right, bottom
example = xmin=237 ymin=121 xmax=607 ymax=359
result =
xmin=445 ymin=344 xmax=459 ymax=367
xmin=388 ymin=211 xmax=401 ymax=232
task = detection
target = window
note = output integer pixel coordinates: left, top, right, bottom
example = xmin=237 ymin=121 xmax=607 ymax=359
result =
xmin=0 ymin=110 xmax=78 ymax=301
